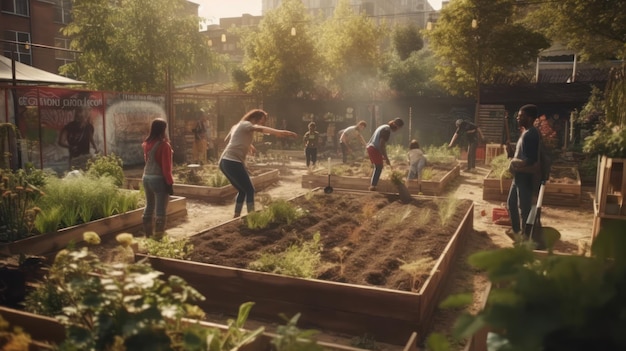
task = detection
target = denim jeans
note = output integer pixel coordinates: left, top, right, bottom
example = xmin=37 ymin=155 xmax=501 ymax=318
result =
xmin=407 ymin=158 xmax=426 ymax=180
xmin=507 ymin=173 xmax=533 ymax=233
xmin=143 ymin=175 xmax=169 ymax=219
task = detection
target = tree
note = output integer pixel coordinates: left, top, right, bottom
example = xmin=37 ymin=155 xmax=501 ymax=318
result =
xmin=426 ymin=0 xmax=549 ymax=122
xmin=385 ymin=49 xmax=442 ymax=97
xmin=240 ymin=0 xmax=320 ymax=98
xmin=393 ymin=24 xmax=424 ymax=61
xmin=317 ymin=0 xmax=384 ymax=99
xmin=526 ymin=0 xmax=626 ymax=62
xmin=61 ymin=0 xmax=218 ymax=93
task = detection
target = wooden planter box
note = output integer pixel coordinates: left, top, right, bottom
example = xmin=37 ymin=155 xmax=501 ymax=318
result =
xmin=482 ymin=166 xmax=581 ymax=206
xmin=125 ymin=169 xmax=279 ymax=202
xmin=301 ymin=164 xmax=461 ymax=196
xmin=0 ymin=306 xmax=419 ymax=351
xmin=136 ymin=194 xmax=474 ymax=345
xmin=0 ymin=196 xmax=187 ymax=256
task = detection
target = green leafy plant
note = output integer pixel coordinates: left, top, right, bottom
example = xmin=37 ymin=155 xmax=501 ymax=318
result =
xmin=245 ymin=200 xmax=305 ymax=230
xmin=248 ymin=232 xmax=322 ymax=278
xmin=398 ymin=257 xmax=436 ymax=292
xmin=25 ymin=245 xmax=209 ymax=351
xmin=86 ymin=153 xmax=125 ymax=187
xmin=208 ymin=171 xmax=230 ymax=187
xmin=138 ymin=235 xmax=193 ymax=260
xmin=33 ymin=206 xmax=63 ymax=234
xmin=420 ymin=166 xmax=434 ymax=181
xmin=271 ymin=313 xmax=323 ymax=351
xmin=428 ymin=221 xmax=626 ymax=351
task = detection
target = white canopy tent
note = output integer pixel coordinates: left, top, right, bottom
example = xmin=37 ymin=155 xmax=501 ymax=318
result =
xmin=0 ymin=55 xmax=85 ymax=85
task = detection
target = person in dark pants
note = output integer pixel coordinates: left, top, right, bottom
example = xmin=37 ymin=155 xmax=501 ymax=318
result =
xmin=219 ymin=109 xmax=297 ymax=218
xmin=448 ymin=119 xmax=480 ymax=172
xmin=142 ymin=118 xmax=174 ymax=238
xmin=303 ymin=122 xmax=320 ymax=171
xmin=366 ymin=118 xmax=404 ymax=191
xmin=506 ymin=104 xmax=540 ymax=238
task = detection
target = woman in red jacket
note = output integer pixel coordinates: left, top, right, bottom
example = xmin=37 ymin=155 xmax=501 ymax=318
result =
xmin=142 ymin=118 xmax=174 ymax=238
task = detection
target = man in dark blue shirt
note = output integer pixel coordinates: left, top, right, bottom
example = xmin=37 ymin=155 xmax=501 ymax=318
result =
xmin=448 ymin=119 xmax=479 ymax=172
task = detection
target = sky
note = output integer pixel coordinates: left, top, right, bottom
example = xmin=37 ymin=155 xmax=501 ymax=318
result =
xmin=191 ymin=0 xmax=443 ymax=27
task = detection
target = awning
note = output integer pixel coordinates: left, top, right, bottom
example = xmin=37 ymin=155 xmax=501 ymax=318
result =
xmin=0 ymin=55 xmax=85 ymax=85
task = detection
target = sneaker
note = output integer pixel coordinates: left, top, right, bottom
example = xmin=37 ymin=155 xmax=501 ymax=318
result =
xmin=368 ymin=186 xmax=377 ymax=191
xmin=505 ymin=228 xmax=521 ymax=240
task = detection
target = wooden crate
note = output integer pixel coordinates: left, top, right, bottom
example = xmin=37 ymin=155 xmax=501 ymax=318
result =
xmin=485 ymin=144 xmax=505 ymax=165
xmin=137 ymin=192 xmax=474 ymax=345
xmin=592 ymin=156 xmax=626 ymax=240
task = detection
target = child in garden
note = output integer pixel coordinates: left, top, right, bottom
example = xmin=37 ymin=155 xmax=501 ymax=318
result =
xmin=406 ymin=139 xmax=426 ymax=187
xmin=303 ymin=122 xmax=320 ymax=171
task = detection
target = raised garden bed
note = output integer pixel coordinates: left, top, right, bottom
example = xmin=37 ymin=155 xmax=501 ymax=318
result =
xmin=0 ymin=305 xmax=417 ymax=351
xmin=138 ymin=190 xmax=474 ymax=345
xmin=0 ymin=196 xmax=187 ymax=256
xmin=301 ymin=164 xmax=461 ymax=196
xmin=482 ymin=166 xmax=581 ymax=206
xmin=125 ymin=169 xmax=280 ymax=202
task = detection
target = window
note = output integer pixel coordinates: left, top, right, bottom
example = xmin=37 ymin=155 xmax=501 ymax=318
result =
xmin=1 ymin=0 xmax=29 ymax=16
xmin=55 ymin=37 xmax=75 ymax=63
xmin=2 ymin=31 xmax=31 ymax=65
xmin=53 ymin=0 xmax=71 ymax=24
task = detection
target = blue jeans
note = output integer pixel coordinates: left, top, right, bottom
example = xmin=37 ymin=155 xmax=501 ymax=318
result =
xmin=507 ymin=173 xmax=533 ymax=233
xmin=407 ymin=158 xmax=426 ymax=180
xmin=143 ymin=175 xmax=169 ymax=219
xmin=219 ymin=159 xmax=255 ymax=215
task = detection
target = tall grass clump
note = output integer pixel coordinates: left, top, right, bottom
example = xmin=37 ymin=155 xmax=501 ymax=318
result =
xmin=436 ymin=196 xmax=460 ymax=226
xmin=423 ymin=144 xmax=459 ymax=165
xmin=246 ymin=200 xmax=305 ymax=230
xmin=386 ymin=144 xmax=408 ymax=162
xmin=248 ymin=232 xmax=323 ymax=278
xmin=207 ymin=171 xmax=230 ymax=187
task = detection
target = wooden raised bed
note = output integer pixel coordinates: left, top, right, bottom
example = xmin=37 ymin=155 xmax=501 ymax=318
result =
xmin=125 ymin=169 xmax=280 ymax=202
xmin=482 ymin=166 xmax=581 ymax=206
xmin=137 ymin=191 xmax=474 ymax=345
xmin=0 ymin=305 xmax=419 ymax=351
xmin=301 ymin=164 xmax=461 ymax=196
xmin=0 ymin=196 xmax=187 ymax=256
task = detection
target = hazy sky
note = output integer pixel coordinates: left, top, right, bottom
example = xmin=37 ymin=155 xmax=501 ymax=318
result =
xmin=191 ymin=0 xmax=443 ymax=26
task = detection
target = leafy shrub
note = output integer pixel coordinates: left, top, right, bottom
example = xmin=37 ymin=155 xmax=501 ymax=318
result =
xmin=248 ymin=232 xmax=322 ymax=278
xmin=583 ymin=123 xmax=626 ymax=157
xmin=246 ymin=200 xmax=305 ymax=230
xmin=139 ymin=235 xmax=193 ymax=260
xmin=24 ymin=246 xmax=209 ymax=351
xmin=86 ymin=153 xmax=125 ymax=187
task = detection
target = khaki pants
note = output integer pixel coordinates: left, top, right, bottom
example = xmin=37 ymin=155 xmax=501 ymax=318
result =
xmin=192 ymin=140 xmax=207 ymax=164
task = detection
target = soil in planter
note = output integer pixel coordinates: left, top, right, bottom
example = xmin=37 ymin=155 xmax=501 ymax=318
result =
xmin=332 ymin=162 xmax=456 ymax=182
xmin=188 ymin=192 xmax=472 ymax=292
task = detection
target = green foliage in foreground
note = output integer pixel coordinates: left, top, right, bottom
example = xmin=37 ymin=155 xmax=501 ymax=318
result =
xmin=86 ymin=154 xmax=125 ymax=187
xmin=248 ymin=232 xmax=323 ymax=278
xmin=427 ymin=221 xmax=626 ymax=351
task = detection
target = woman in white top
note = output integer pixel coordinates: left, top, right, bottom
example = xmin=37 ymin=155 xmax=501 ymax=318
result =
xmin=219 ymin=109 xmax=297 ymax=218
xmin=407 ymin=139 xmax=426 ymax=181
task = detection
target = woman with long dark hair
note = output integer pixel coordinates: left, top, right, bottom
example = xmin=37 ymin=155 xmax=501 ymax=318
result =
xmin=220 ymin=109 xmax=297 ymax=218
xmin=142 ymin=118 xmax=174 ymax=237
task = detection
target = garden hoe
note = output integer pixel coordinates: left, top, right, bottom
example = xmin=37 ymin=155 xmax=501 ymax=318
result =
xmin=324 ymin=157 xmax=333 ymax=194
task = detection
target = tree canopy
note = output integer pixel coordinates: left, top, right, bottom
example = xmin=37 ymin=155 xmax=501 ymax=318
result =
xmin=393 ymin=24 xmax=424 ymax=61
xmin=316 ymin=0 xmax=384 ymax=99
xmin=526 ymin=0 xmax=626 ymax=61
xmin=240 ymin=0 xmax=319 ymax=98
xmin=426 ymin=0 xmax=549 ymax=101
xmin=62 ymin=0 xmax=218 ymax=93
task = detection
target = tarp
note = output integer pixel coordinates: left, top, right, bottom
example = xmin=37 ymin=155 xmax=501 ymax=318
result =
xmin=0 ymin=55 xmax=85 ymax=85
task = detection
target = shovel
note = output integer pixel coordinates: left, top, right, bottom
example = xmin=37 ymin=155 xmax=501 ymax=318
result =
xmin=324 ymin=157 xmax=333 ymax=194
